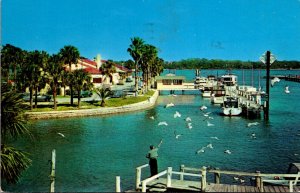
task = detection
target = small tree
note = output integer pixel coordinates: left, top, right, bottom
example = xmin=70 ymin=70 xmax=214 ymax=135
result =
xmin=94 ymin=87 xmax=110 ymax=107
xmin=72 ymin=69 xmax=93 ymax=108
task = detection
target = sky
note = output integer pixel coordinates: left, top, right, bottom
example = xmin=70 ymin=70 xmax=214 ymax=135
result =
xmin=2 ymin=0 xmax=300 ymax=62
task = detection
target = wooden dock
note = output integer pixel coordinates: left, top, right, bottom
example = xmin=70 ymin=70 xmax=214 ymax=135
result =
xmin=120 ymin=164 xmax=300 ymax=192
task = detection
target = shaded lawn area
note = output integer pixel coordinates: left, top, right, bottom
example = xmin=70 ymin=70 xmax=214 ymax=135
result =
xmin=27 ymin=90 xmax=155 ymax=112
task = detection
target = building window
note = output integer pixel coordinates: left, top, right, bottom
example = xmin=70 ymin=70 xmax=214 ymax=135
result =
xmin=173 ymin=79 xmax=182 ymax=85
xmin=93 ymin=78 xmax=102 ymax=83
xmin=162 ymin=79 xmax=172 ymax=85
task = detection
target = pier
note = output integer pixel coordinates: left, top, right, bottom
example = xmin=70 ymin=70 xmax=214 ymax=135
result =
xmin=118 ymin=164 xmax=300 ymax=192
xmin=264 ymin=75 xmax=300 ymax=83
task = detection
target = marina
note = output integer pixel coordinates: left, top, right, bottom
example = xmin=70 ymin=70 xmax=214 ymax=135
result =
xmin=3 ymin=69 xmax=300 ymax=192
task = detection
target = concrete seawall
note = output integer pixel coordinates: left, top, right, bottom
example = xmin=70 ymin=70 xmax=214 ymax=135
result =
xmin=26 ymin=90 xmax=159 ymax=120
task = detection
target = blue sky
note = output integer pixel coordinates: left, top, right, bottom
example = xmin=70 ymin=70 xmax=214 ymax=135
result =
xmin=2 ymin=0 xmax=300 ymax=61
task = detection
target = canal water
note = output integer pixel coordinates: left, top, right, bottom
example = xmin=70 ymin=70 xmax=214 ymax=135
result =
xmin=3 ymin=70 xmax=300 ymax=192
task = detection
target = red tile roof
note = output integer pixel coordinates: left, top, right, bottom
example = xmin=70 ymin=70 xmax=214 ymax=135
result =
xmin=84 ymin=67 xmax=102 ymax=74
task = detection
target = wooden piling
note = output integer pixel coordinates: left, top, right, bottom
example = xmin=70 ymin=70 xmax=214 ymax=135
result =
xmin=167 ymin=167 xmax=172 ymax=188
xmin=201 ymin=166 xmax=207 ymax=191
xmin=50 ymin=149 xmax=56 ymax=193
xmin=180 ymin=164 xmax=185 ymax=181
xmin=116 ymin=176 xmax=121 ymax=192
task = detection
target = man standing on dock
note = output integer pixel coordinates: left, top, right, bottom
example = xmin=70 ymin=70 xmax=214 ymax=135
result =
xmin=146 ymin=139 xmax=163 ymax=177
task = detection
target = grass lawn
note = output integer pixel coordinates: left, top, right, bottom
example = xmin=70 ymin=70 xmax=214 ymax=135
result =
xmin=27 ymin=90 xmax=155 ymax=112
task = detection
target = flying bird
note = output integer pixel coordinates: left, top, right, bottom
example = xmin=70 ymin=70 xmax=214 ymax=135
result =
xmin=247 ymin=122 xmax=259 ymax=127
xmin=158 ymin=121 xmax=168 ymax=126
xmin=165 ymin=103 xmax=175 ymax=108
xmin=57 ymin=132 xmax=65 ymax=138
xmin=149 ymin=116 xmax=155 ymax=120
xmin=271 ymin=77 xmax=280 ymax=87
xmin=210 ymin=136 xmax=219 ymax=140
xmin=185 ymin=117 xmax=192 ymax=122
xmin=174 ymin=111 xmax=181 ymax=118
xmin=174 ymin=131 xmax=183 ymax=139
xmin=224 ymin=150 xmax=232 ymax=154
xmin=206 ymin=143 xmax=213 ymax=149
xmin=203 ymin=112 xmax=212 ymax=117
xmin=187 ymin=122 xmax=193 ymax=129
xmin=196 ymin=147 xmax=206 ymax=154
xmin=207 ymin=121 xmax=214 ymax=127
xmin=200 ymin=105 xmax=207 ymax=111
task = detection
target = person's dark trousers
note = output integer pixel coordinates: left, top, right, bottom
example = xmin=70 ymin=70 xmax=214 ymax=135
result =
xmin=149 ymin=158 xmax=158 ymax=176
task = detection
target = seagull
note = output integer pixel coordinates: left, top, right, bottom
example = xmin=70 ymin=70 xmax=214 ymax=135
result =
xmin=207 ymin=121 xmax=214 ymax=127
xmin=203 ymin=112 xmax=211 ymax=117
xmin=224 ymin=150 xmax=232 ymax=154
xmin=233 ymin=176 xmax=239 ymax=181
xmin=185 ymin=117 xmax=192 ymax=122
xmin=210 ymin=136 xmax=219 ymax=140
xmin=240 ymin=178 xmax=245 ymax=183
xmin=200 ymin=105 xmax=207 ymax=111
xmin=174 ymin=111 xmax=181 ymax=118
xmin=158 ymin=121 xmax=168 ymax=126
xmin=57 ymin=132 xmax=65 ymax=138
xmin=206 ymin=143 xmax=213 ymax=149
xmin=196 ymin=147 xmax=206 ymax=154
xmin=271 ymin=77 xmax=280 ymax=87
xmin=174 ymin=131 xmax=183 ymax=139
xmin=172 ymin=94 xmax=177 ymax=97
xmin=149 ymin=116 xmax=155 ymax=120
xmin=251 ymin=133 xmax=257 ymax=139
xmin=165 ymin=102 xmax=175 ymax=108
xmin=285 ymin=86 xmax=290 ymax=94
xmin=187 ymin=122 xmax=193 ymax=129
xmin=247 ymin=122 xmax=259 ymax=127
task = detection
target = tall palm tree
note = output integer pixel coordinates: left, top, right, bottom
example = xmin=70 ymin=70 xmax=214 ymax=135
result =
xmin=127 ymin=37 xmax=144 ymax=96
xmin=100 ymin=60 xmax=116 ymax=84
xmin=59 ymin=45 xmax=80 ymax=105
xmin=94 ymin=87 xmax=111 ymax=107
xmin=72 ymin=69 xmax=93 ymax=108
xmin=1 ymin=84 xmax=32 ymax=184
xmin=45 ymin=54 xmax=64 ymax=109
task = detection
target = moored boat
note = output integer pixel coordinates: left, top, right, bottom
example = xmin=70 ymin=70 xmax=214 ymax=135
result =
xmin=221 ymin=96 xmax=242 ymax=116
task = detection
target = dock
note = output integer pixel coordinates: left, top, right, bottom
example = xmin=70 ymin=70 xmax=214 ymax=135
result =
xmin=263 ymin=74 xmax=300 ymax=83
xmin=117 ymin=164 xmax=300 ymax=192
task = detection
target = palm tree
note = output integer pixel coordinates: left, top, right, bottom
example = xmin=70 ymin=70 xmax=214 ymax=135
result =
xmin=59 ymin=45 xmax=80 ymax=105
xmin=45 ymin=54 xmax=64 ymax=109
xmin=94 ymin=87 xmax=111 ymax=107
xmin=100 ymin=60 xmax=116 ymax=84
xmin=1 ymin=84 xmax=32 ymax=184
xmin=127 ymin=37 xmax=145 ymax=96
xmin=72 ymin=69 xmax=93 ymax=108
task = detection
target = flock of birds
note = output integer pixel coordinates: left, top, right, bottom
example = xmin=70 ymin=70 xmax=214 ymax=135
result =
xmin=148 ymin=96 xmax=262 ymax=158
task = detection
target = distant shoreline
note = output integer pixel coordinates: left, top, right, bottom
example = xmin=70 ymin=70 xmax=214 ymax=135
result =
xmin=25 ymin=90 xmax=159 ymax=120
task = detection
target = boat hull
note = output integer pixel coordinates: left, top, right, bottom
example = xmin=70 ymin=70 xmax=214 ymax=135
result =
xmin=222 ymin=107 xmax=242 ymax=116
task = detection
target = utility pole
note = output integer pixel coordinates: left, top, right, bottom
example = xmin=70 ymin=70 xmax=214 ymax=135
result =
xmin=260 ymin=51 xmax=276 ymax=121
xmin=265 ymin=51 xmax=271 ymax=121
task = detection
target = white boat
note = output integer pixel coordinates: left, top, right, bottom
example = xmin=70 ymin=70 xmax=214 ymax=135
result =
xmin=201 ymin=86 xmax=212 ymax=98
xmin=221 ymin=74 xmax=238 ymax=86
xmin=211 ymin=94 xmax=224 ymax=104
xmin=221 ymin=96 xmax=242 ymax=116
xmin=194 ymin=76 xmax=208 ymax=89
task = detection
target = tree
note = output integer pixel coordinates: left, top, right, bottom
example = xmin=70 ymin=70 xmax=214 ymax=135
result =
xmin=127 ymin=37 xmax=145 ymax=96
xmin=1 ymin=84 xmax=32 ymax=184
xmin=59 ymin=45 xmax=80 ymax=105
xmin=94 ymin=87 xmax=111 ymax=107
xmin=45 ymin=54 xmax=64 ymax=109
xmin=72 ymin=69 xmax=93 ymax=108
xmin=100 ymin=60 xmax=116 ymax=84
xmin=1 ymin=44 xmax=25 ymax=88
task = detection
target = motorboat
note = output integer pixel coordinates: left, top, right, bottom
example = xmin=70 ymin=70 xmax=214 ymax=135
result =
xmin=221 ymin=96 xmax=242 ymax=116
xmin=201 ymin=86 xmax=212 ymax=98
xmin=194 ymin=76 xmax=208 ymax=89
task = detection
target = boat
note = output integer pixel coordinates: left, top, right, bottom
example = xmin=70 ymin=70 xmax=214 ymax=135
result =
xmin=221 ymin=74 xmax=238 ymax=86
xmin=194 ymin=76 xmax=208 ymax=89
xmin=201 ymin=86 xmax=212 ymax=98
xmin=221 ymin=96 xmax=242 ymax=116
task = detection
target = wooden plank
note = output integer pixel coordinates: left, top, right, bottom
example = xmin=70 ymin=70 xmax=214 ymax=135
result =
xmin=277 ymin=185 xmax=287 ymax=193
xmin=273 ymin=185 xmax=281 ymax=192
xmin=293 ymin=186 xmax=300 ymax=192
xmin=233 ymin=185 xmax=238 ymax=192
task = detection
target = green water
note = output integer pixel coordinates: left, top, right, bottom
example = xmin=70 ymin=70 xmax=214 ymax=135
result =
xmin=3 ymin=70 xmax=300 ymax=192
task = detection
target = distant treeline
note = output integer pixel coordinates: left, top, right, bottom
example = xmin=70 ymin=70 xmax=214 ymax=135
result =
xmin=163 ymin=58 xmax=300 ymax=69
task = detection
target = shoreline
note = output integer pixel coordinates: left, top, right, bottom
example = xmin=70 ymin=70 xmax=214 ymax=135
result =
xmin=25 ymin=90 xmax=159 ymax=120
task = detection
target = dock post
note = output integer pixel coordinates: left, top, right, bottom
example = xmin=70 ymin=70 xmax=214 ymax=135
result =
xmin=50 ymin=149 xmax=56 ymax=193
xmin=136 ymin=167 xmax=142 ymax=190
xmin=116 ymin=176 xmax=121 ymax=192
xmin=214 ymin=168 xmax=220 ymax=184
xmin=255 ymin=171 xmax=264 ymax=192
xmin=180 ymin=164 xmax=185 ymax=181
xmin=167 ymin=167 xmax=172 ymax=188
xmin=201 ymin=166 xmax=207 ymax=192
